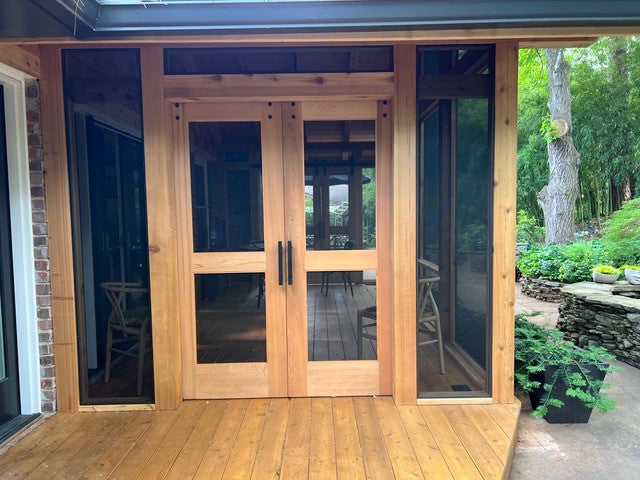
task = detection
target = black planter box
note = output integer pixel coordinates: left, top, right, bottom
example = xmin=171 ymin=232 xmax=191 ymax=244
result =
xmin=529 ymin=363 xmax=608 ymax=424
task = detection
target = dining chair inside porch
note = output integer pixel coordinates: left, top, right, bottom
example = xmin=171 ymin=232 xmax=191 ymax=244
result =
xmin=320 ymin=240 xmax=355 ymax=297
xmin=356 ymin=274 xmax=445 ymax=375
xmin=100 ymin=282 xmax=151 ymax=396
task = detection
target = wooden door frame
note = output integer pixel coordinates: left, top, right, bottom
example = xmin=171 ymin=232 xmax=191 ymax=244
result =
xmin=174 ymin=101 xmax=288 ymax=399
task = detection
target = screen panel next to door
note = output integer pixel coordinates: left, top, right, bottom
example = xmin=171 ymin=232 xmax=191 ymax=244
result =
xmin=417 ymin=46 xmax=493 ymax=398
xmin=63 ymin=49 xmax=154 ymax=404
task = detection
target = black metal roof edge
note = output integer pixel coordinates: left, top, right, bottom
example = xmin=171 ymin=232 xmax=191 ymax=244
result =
xmin=88 ymin=0 xmax=640 ymax=34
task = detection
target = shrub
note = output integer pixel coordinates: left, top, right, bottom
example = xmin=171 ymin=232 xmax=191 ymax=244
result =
xmin=592 ymin=265 xmax=620 ymax=275
xmin=602 ymin=198 xmax=640 ymax=243
xmin=516 ymin=241 xmax=606 ymax=283
xmin=516 ymin=210 xmax=545 ymax=244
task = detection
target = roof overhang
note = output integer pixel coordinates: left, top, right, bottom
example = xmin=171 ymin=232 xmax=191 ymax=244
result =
xmin=2 ymin=0 xmax=640 ymax=40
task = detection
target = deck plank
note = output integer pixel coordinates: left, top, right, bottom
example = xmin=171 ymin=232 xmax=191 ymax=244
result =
xmin=440 ymin=405 xmax=505 ymax=480
xmin=193 ymin=399 xmax=250 ymax=480
xmin=418 ymin=406 xmax=484 ymax=480
xmin=332 ymin=397 xmax=366 ymax=480
xmin=250 ymin=398 xmax=291 ymax=480
xmin=165 ymin=400 xmax=229 ymax=480
xmin=374 ymin=397 xmax=424 ymax=479
xmin=397 ymin=406 xmax=454 ymax=480
xmin=309 ymin=398 xmax=337 ymax=480
xmin=279 ymin=397 xmax=312 ymax=480
xmin=221 ymin=398 xmax=270 ymax=479
xmin=352 ymin=397 xmax=395 ymax=479
xmin=0 ymin=398 xmax=519 ymax=480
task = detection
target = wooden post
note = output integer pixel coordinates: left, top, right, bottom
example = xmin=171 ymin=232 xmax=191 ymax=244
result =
xmin=40 ymin=46 xmax=80 ymax=413
xmin=492 ymin=41 xmax=518 ymax=404
xmin=392 ymin=45 xmax=417 ymax=405
xmin=140 ymin=46 xmax=182 ymax=410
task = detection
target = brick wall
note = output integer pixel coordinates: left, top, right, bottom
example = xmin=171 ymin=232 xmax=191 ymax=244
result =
xmin=25 ymin=79 xmax=56 ymax=413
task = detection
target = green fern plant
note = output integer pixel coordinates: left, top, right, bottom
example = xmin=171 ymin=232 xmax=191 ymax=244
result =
xmin=515 ymin=315 xmax=617 ymax=419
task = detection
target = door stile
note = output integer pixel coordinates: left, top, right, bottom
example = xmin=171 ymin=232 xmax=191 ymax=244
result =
xmin=282 ymin=101 xmax=308 ymax=396
xmin=172 ymin=102 xmax=198 ymax=398
xmin=261 ymin=102 xmax=288 ymax=397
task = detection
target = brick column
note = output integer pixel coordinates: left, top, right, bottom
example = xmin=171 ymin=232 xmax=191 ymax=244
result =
xmin=25 ymin=79 xmax=56 ymax=413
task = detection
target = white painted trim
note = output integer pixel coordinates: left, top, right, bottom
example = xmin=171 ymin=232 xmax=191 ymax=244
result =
xmin=0 ymin=63 xmax=41 ymax=414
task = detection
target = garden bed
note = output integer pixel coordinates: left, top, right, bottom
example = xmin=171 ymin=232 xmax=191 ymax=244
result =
xmin=558 ymin=282 xmax=640 ymax=369
xmin=520 ymin=275 xmax=564 ymax=302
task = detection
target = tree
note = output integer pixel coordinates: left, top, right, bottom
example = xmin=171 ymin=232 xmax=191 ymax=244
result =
xmin=537 ymin=49 xmax=581 ymax=245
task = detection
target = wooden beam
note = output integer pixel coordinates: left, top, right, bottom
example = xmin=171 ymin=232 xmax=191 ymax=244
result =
xmin=519 ymin=37 xmax=599 ymax=48
xmin=491 ymin=41 xmax=518 ymax=404
xmin=0 ymin=44 xmax=40 ymax=77
xmin=418 ymin=74 xmax=491 ymax=99
xmin=392 ymin=45 xmax=417 ymax=405
xmin=164 ymin=73 xmax=394 ymax=102
xmin=40 ymin=46 xmax=79 ymax=412
xmin=0 ymin=26 xmax=636 ymax=45
xmin=140 ymin=46 xmax=182 ymax=410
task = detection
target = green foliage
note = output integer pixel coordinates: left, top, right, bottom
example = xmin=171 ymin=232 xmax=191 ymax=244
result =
xmin=540 ymin=115 xmax=563 ymax=144
xmin=592 ymin=265 xmax=620 ymax=275
xmin=515 ymin=315 xmax=618 ymax=418
xmin=516 ymin=210 xmax=545 ymax=244
xmin=516 ymin=241 xmax=607 ymax=283
xmin=602 ymin=198 xmax=640 ymax=243
xmin=622 ymin=264 xmax=640 ymax=271
xmin=518 ymin=39 xmax=640 ymax=226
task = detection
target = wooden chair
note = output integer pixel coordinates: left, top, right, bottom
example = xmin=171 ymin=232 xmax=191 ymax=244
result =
xmin=356 ymin=273 xmax=445 ymax=375
xmin=100 ymin=282 xmax=150 ymax=395
xmin=320 ymin=240 xmax=355 ymax=297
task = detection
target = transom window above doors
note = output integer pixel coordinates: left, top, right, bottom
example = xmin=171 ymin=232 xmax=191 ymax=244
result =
xmin=164 ymin=46 xmax=394 ymax=75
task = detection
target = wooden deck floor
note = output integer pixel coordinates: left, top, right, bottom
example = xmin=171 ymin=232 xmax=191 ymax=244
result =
xmin=0 ymin=397 xmax=520 ymax=480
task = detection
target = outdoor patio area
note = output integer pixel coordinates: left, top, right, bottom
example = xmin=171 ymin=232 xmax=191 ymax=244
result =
xmin=0 ymin=397 xmax=520 ymax=480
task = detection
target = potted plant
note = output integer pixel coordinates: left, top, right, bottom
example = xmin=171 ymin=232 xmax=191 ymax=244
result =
xmin=515 ymin=315 xmax=617 ymax=423
xmin=622 ymin=264 xmax=640 ymax=285
xmin=592 ymin=265 xmax=620 ymax=284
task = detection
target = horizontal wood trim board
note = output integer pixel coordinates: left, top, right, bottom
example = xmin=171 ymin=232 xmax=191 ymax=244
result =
xmin=192 ymin=251 xmax=266 ymax=273
xmin=193 ymin=363 xmax=269 ymax=398
xmin=417 ymin=397 xmax=493 ymax=405
xmin=164 ymin=73 xmax=394 ymax=101
xmin=301 ymin=101 xmax=378 ymax=120
xmin=418 ymin=74 xmax=491 ymax=99
xmin=0 ymin=44 xmax=40 ymax=77
xmin=77 ymin=404 xmax=156 ymax=412
xmin=5 ymin=26 xmax=640 ymax=46
xmin=305 ymin=249 xmax=377 ymax=271
xmin=183 ymin=101 xmax=265 ymax=121
xmin=307 ymin=360 xmax=379 ymax=396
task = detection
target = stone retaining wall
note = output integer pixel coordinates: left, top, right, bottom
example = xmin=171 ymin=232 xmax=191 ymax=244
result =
xmin=520 ymin=275 xmax=564 ymax=303
xmin=557 ymin=282 xmax=640 ymax=369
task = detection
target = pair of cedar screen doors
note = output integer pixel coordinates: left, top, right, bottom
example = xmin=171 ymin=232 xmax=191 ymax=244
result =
xmin=173 ymin=99 xmax=392 ymax=399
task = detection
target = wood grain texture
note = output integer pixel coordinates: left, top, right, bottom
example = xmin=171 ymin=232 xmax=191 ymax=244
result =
xmin=301 ymin=100 xmax=377 ymax=120
xmin=40 ymin=46 xmax=79 ymax=413
xmin=5 ymin=27 xmax=637 ymax=46
xmin=0 ymin=397 xmax=521 ymax=479
xmin=0 ymin=44 xmax=40 ymax=77
xmin=307 ymin=361 xmax=379 ymax=397
xmin=305 ymin=250 xmax=377 ymax=272
xmin=376 ymin=99 xmax=393 ymax=395
xmin=392 ymin=44 xmax=418 ymax=405
xmin=492 ymin=41 xmax=518 ymax=404
xmin=140 ymin=46 xmax=182 ymax=410
xmin=164 ymin=72 xmax=394 ymax=102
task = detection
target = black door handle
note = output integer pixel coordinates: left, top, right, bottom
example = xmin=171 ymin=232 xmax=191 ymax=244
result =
xmin=287 ymin=241 xmax=293 ymax=285
xmin=278 ymin=241 xmax=283 ymax=285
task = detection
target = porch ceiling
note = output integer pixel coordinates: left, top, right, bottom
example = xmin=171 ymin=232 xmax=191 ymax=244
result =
xmin=1 ymin=0 xmax=640 ymax=39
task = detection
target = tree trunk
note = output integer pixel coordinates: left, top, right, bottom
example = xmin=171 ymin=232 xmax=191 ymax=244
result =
xmin=537 ymin=49 xmax=581 ymax=245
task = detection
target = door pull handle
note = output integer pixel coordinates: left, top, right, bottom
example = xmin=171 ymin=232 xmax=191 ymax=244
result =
xmin=278 ymin=241 xmax=284 ymax=285
xmin=287 ymin=241 xmax=293 ymax=285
